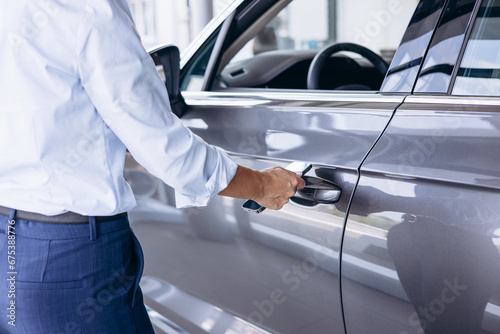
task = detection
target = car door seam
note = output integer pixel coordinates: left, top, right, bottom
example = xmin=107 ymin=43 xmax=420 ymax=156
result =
xmin=338 ymin=95 xmax=408 ymax=334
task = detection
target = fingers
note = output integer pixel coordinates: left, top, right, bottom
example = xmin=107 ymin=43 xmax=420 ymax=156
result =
xmin=286 ymin=170 xmax=305 ymax=192
xmin=296 ymin=174 xmax=306 ymax=189
xmin=256 ymin=167 xmax=305 ymax=210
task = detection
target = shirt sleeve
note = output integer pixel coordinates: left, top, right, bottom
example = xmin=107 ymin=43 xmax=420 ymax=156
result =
xmin=76 ymin=0 xmax=238 ymax=208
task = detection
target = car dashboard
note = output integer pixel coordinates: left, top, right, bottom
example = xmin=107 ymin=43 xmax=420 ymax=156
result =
xmin=217 ymin=49 xmax=388 ymax=90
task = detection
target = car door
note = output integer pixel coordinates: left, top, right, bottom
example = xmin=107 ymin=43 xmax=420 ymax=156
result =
xmin=130 ymin=0 xmax=424 ymax=333
xmin=342 ymin=0 xmax=500 ymax=333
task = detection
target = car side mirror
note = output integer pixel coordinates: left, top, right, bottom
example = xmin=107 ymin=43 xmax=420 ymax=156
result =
xmin=150 ymin=45 xmax=186 ymax=117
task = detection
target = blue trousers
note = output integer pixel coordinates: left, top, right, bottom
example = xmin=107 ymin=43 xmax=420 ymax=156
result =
xmin=0 ymin=210 xmax=155 ymax=334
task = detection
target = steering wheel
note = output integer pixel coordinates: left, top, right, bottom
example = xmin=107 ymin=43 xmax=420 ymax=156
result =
xmin=307 ymin=42 xmax=389 ymax=90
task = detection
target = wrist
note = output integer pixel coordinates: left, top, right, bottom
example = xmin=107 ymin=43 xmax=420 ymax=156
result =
xmin=251 ymin=169 xmax=266 ymax=202
xmin=219 ymin=165 xmax=266 ymax=201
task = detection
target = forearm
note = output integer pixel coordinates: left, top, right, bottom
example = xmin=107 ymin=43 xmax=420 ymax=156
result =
xmin=218 ymin=165 xmax=263 ymax=201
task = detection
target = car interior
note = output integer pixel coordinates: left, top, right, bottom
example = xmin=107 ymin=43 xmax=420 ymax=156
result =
xmin=207 ymin=0 xmax=405 ymax=92
xmin=217 ymin=48 xmax=389 ymax=90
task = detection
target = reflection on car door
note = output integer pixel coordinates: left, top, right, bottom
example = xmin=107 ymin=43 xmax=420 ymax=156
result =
xmin=342 ymin=1 xmax=500 ymax=333
xmin=343 ymin=94 xmax=500 ymax=334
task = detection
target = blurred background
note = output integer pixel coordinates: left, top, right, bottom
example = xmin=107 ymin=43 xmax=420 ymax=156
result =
xmin=126 ymin=0 xmax=234 ymax=51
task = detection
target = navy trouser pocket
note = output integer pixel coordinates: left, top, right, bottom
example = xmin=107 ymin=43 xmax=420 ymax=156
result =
xmin=1 ymin=233 xmax=88 ymax=289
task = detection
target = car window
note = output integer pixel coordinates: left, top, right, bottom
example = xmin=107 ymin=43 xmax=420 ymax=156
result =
xmin=414 ymin=0 xmax=478 ymax=93
xmin=216 ymin=0 xmax=418 ymax=91
xmin=230 ymin=0 xmax=416 ymax=63
xmin=452 ymin=0 xmax=500 ymax=96
xmin=181 ymin=34 xmax=219 ymax=91
xmin=381 ymin=0 xmax=448 ymax=93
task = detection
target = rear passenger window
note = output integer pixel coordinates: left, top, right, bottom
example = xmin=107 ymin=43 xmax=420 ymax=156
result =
xmin=452 ymin=0 xmax=500 ymax=96
xmin=413 ymin=0 xmax=477 ymax=93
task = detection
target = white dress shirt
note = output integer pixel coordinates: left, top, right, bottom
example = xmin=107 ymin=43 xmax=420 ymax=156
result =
xmin=0 ymin=0 xmax=237 ymax=215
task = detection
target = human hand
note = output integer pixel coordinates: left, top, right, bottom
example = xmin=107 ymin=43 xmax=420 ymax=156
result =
xmin=253 ymin=167 xmax=306 ymax=210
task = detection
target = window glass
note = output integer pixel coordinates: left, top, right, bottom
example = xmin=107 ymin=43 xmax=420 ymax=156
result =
xmin=453 ymin=0 xmax=500 ymax=96
xmin=218 ymin=0 xmax=418 ymax=90
xmin=229 ymin=0 xmax=332 ymax=64
xmin=181 ymin=36 xmax=218 ymax=91
xmin=414 ymin=0 xmax=477 ymax=93
xmin=230 ymin=0 xmax=417 ymax=63
xmin=381 ymin=0 xmax=447 ymax=93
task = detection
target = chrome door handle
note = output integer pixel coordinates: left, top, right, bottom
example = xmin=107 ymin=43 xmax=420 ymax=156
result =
xmin=314 ymin=188 xmax=342 ymax=202
xmin=291 ymin=176 xmax=341 ymax=206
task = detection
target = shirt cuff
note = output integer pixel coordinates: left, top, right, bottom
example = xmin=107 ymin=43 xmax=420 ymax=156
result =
xmin=174 ymin=147 xmax=238 ymax=209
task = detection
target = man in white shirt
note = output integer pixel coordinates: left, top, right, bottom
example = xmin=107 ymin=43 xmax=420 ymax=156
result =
xmin=0 ymin=0 xmax=304 ymax=332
